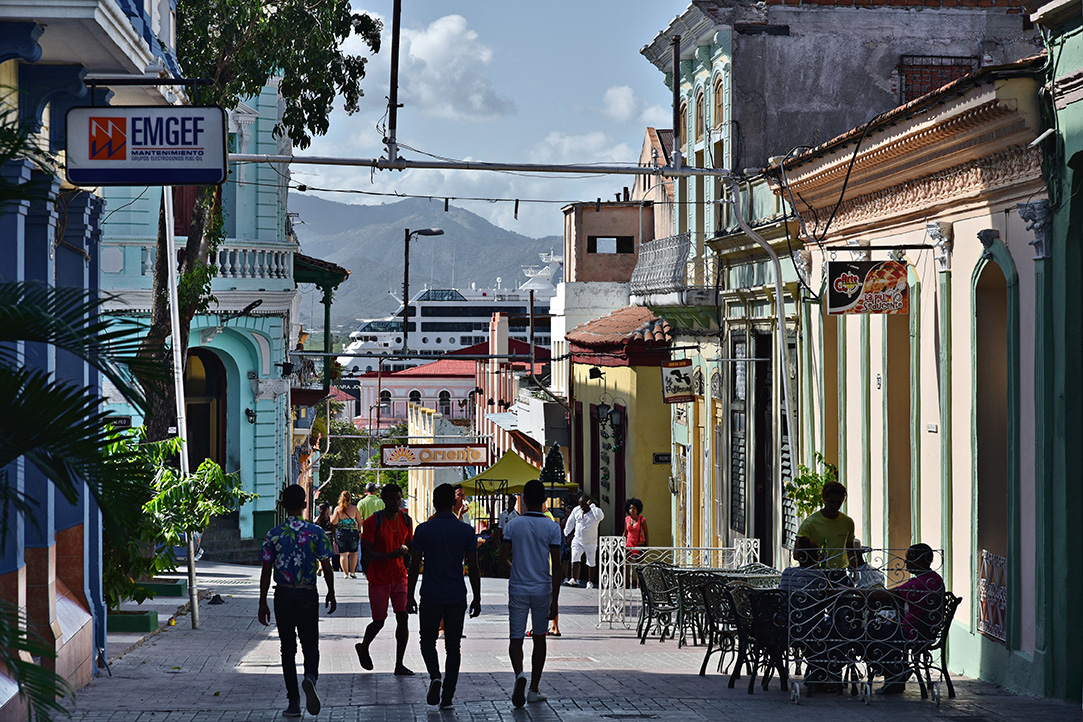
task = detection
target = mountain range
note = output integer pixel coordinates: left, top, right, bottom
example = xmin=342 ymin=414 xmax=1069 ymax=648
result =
xmin=288 ymin=195 xmax=561 ymax=333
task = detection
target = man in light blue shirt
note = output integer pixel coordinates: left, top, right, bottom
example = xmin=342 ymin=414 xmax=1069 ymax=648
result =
xmin=498 ymin=479 xmax=562 ymax=707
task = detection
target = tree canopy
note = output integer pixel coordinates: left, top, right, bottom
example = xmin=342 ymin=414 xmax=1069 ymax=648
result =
xmin=176 ymin=0 xmax=382 ymax=149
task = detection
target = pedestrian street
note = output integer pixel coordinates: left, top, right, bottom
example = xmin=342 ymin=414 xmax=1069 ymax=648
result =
xmin=68 ymin=562 xmax=1078 ymax=722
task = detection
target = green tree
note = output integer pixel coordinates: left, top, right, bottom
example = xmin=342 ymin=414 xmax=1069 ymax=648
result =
xmin=315 ymin=416 xmax=368 ymax=506
xmin=137 ymin=0 xmax=383 ymax=440
xmin=538 ymin=443 xmax=567 ymax=487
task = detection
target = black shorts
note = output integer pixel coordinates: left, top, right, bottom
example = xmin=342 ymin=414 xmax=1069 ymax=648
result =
xmin=337 ymin=528 xmax=359 ymax=553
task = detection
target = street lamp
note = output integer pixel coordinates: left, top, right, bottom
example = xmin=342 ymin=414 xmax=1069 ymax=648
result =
xmin=401 ymin=227 xmax=444 ymax=353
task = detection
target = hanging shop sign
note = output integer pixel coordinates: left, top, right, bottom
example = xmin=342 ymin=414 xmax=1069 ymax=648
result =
xmin=827 ymin=260 xmax=909 ymax=315
xmin=381 ymin=443 xmax=489 ymax=468
xmin=65 ymin=106 xmax=227 ymax=186
xmin=661 ymin=359 xmax=694 ymax=404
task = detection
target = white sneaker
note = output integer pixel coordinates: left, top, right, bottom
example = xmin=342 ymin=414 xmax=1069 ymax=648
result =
xmin=562 ymin=579 xmax=575 ymax=587
xmin=585 ymin=582 xmax=596 ymax=589
xmin=527 ymin=690 xmax=547 ymax=703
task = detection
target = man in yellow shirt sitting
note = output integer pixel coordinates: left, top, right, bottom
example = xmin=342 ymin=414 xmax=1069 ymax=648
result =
xmin=795 ymin=481 xmax=855 ymax=572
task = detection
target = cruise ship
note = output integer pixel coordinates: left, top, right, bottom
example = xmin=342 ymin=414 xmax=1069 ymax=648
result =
xmin=337 ymin=252 xmax=561 ymax=373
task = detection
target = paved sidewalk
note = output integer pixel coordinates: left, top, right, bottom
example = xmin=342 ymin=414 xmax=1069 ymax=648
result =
xmin=70 ymin=562 xmax=1077 ymax=721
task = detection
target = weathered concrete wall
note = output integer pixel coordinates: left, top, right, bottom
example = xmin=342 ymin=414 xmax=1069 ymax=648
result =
xmin=731 ymin=6 xmax=1038 ymax=168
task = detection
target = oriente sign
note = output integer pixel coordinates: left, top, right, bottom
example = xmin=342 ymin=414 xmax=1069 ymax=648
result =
xmin=381 ymin=443 xmax=489 ymax=467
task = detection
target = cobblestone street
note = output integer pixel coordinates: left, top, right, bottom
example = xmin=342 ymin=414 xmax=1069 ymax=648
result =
xmin=68 ymin=562 xmax=1078 ymax=721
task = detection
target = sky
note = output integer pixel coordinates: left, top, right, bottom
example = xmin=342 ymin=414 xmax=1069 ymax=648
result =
xmin=295 ymin=1 xmax=681 ymax=239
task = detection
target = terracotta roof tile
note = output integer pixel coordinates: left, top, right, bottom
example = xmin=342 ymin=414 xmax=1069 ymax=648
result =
xmin=566 ymin=306 xmax=672 ymax=347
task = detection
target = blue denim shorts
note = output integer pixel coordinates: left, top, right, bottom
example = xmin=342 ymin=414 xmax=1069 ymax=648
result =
xmin=508 ymin=592 xmax=550 ymax=639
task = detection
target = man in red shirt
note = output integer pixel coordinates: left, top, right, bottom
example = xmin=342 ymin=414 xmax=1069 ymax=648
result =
xmin=356 ymin=483 xmax=414 ymax=676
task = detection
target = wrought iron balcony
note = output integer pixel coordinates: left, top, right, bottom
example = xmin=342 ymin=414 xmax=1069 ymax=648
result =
xmin=629 ymin=233 xmax=691 ymax=296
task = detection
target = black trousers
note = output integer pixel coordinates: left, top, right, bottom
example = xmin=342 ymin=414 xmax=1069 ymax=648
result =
xmin=274 ymin=587 xmax=320 ymax=702
xmin=418 ymin=599 xmax=468 ymax=702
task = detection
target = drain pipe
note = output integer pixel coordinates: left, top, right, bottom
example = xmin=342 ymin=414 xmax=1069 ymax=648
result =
xmin=727 ymin=177 xmax=795 ymax=530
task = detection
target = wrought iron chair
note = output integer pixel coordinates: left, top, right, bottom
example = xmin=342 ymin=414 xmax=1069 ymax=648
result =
xmin=699 ymin=579 xmax=738 ymax=676
xmin=909 ymin=591 xmax=962 ymax=702
xmin=746 ymin=587 xmax=791 ymax=693
xmin=636 ymin=563 xmax=679 ymax=644
xmin=675 ymin=569 xmax=714 ymax=648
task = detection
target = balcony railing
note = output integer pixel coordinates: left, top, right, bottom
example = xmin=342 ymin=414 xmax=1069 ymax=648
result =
xmin=215 ymin=245 xmax=292 ymax=280
xmin=629 ymin=233 xmax=691 ymax=296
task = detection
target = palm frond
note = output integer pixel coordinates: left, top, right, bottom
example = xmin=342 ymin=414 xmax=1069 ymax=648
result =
xmin=0 ymin=367 xmax=145 ymax=507
xmin=0 ymin=282 xmax=165 ymax=409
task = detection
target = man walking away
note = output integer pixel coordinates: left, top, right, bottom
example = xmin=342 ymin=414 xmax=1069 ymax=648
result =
xmin=407 ymin=483 xmax=482 ymax=710
xmin=258 ymin=484 xmax=336 ymax=718
xmin=564 ymin=494 xmax=605 ymax=588
xmin=498 ymin=479 xmax=562 ymax=707
xmin=358 ymin=482 xmax=383 ymax=520
xmin=356 ymin=483 xmax=414 ymax=675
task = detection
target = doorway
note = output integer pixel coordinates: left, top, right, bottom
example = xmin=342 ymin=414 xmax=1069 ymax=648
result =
xmin=185 ymin=348 xmax=227 ymax=470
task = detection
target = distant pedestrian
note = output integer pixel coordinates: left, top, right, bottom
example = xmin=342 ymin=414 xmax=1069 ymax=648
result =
xmin=497 ymin=494 xmax=519 ymax=536
xmin=452 ymin=483 xmax=472 ymax=526
xmin=407 ymin=483 xmax=482 ymax=710
xmin=356 ymin=483 xmax=415 ymax=676
xmin=498 ymin=478 xmax=562 ymax=707
xmin=624 ymin=498 xmax=648 ymax=588
xmin=331 ymin=490 xmax=362 ymax=578
xmin=315 ymin=503 xmax=335 ymax=576
xmin=258 ymin=484 xmax=336 ymax=718
xmin=358 ymin=481 xmax=383 ymax=520
xmin=563 ymin=493 xmax=604 ymax=588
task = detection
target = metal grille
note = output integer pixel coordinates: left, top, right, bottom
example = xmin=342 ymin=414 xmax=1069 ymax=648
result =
xmin=629 ymin=233 xmax=691 ymax=295
xmin=899 ymin=55 xmax=980 ymax=104
xmin=978 ymin=549 xmax=1007 ymax=642
xmin=780 ymin=414 xmax=797 ymax=548
xmin=730 ymin=410 xmax=747 ymax=534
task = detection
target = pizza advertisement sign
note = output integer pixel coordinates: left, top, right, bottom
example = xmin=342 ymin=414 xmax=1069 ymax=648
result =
xmin=66 ymin=106 xmax=227 ymax=186
xmin=827 ymin=260 xmax=909 ymax=315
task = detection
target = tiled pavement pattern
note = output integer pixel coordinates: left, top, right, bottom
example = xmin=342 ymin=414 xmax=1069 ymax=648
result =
xmin=70 ymin=562 xmax=1078 ymax=721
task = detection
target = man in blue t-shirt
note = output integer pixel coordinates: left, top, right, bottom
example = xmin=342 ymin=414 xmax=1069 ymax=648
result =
xmin=258 ymin=484 xmax=336 ymax=718
xmin=498 ymin=479 xmax=562 ymax=707
xmin=407 ymin=484 xmax=481 ymax=711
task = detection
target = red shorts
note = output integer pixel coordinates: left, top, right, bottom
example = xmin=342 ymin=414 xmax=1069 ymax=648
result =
xmin=368 ymin=577 xmax=408 ymax=621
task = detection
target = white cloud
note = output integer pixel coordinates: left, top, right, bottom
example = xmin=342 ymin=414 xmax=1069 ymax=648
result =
xmin=400 ymin=15 xmax=516 ymax=122
xmin=640 ymin=103 xmax=670 ymax=128
xmin=602 ymin=85 xmax=639 ymax=123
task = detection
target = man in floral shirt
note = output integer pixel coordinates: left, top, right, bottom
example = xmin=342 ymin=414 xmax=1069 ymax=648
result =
xmin=259 ymin=485 xmax=336 ymax=718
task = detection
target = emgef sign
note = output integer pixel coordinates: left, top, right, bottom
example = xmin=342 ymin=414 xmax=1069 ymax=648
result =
xmin=65 ymin=106 xmax=227 ymax=186
xmin=381 ymin=443 xmax=489 ymax=468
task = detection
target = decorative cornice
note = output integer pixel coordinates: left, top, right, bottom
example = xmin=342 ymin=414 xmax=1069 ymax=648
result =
xmin=1018 ymin=199 xmax=1052 ymax=260
xmin=1054 ymin=69 xmax=1083 ymax=110
xmin=800 ymin=146 xmax=1042 ymax=235
xmin=784 ymin=98 xmax=1026 ymax=206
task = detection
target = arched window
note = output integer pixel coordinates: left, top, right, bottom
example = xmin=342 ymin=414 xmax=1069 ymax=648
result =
xmin=679 ymin=102 xmax=688 ymax=148
xmin=438 ymin=390 xmax=451 ymax=415
xmin=713 ymin=78 xmax=724 ymax=129
xmin=380 ymin=390 xmax=391 ymax=414
xmin=409 ymin=389 xmax=421 ymax=405
xmin=695 ymin=91 xmax=704 ymax=143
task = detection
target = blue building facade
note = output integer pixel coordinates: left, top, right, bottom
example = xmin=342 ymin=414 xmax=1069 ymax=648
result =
xmin=0 ymin=1 xmax=181 ymax=717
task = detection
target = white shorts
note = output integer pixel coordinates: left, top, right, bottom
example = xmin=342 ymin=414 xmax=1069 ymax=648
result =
xmin=508 ymin=592 xmax=551 ymax=639
xmin=570 ymin=539 xmax=598 ymax=566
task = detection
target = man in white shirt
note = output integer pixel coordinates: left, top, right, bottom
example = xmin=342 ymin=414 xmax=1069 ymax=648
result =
xmin=498 ymin=479 xmax=562 ymax=707
xmin=497 ymin=494 xmax=520 ymax=536
xmin=563 ymin=494 xmax=604 ymax=589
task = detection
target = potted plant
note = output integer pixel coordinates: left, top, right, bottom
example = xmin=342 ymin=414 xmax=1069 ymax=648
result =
xmin=783 ymin=452 xmax=838 ymax=546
